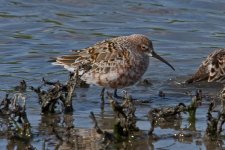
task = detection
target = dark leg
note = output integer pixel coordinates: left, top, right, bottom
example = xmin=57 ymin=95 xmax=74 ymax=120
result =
xmin=113 ymin=89 xmax=123 ymax=99
xmin=114 ymin=89 xmax=118 ymax=98
xmin=100 ymin=88 xmax=105 ymax=103
xmin=100 ymin=88 xmax=105 ymax=111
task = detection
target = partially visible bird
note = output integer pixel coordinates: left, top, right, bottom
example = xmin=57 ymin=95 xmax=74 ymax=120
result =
xmin=53 ymin=34 xmax=175 ymax=97
xmin=186 ymin=48 xmax=225 ymax=83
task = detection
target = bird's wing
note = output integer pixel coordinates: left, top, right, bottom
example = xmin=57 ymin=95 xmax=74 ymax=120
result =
xmin=54 ymin=40 xmax=131 ymax=74
xmin=207 ymin=49 xmax=225 ymax=82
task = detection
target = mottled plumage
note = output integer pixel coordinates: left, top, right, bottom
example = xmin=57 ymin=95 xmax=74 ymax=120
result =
xmin=53 ymin=34 xmax=175 ymax=89
xmin=186 ymin=48 xmax=225 ymax=83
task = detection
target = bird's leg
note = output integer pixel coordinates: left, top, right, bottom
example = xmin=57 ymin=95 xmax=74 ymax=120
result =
xmin=114 ymin=89 xmax=118 ymax=98
xmin=113 ymin=89 xmax=123 ymax=99
xmin=100 ymin=88 xmax=106 ymax=111
xmin=100 ymin=88 xmax=105 ymax=103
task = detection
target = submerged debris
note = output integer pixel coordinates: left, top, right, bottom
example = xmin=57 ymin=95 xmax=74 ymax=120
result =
xmin=109 ymin=91 xmax=139 ymax=134
xmin=205 ymin=102 xmax=224 ymax=141
xmin=148 ymin=90 xmax=201 ymax=135
xmin=0 ymin=75 xmax=224 ymax=149
xmin=0 ymin=81 xmax=32 ymax=143
xmin=14 ymin=80 xmax=27 ymax=93
xmin=158 ymin=90 xmax=165 ymax=98
xmin=148 ymin=88 xmax=225 ymax=146
xmin=31 ymin=72 xmax=78 ymax=113
xmin=90 ymin=91 xmax=139 ymax=146
xmin=9 ymin=94 xmax=31 ymax=140
xmin=89 ymin=112 xmax=115 ymax=145
xmin=148 ymin=103 xmax=186 ymax=135
xmin=192 ymin=89 xmax=203 ymax=102
xmin=137 ymin=78 xmax=152 ymax=86
xmin=0 ymin=94 xmax=11 ymax=114
xmin=39 ymin=112 xmax=113 ymax=150
xmin=204 ymin=88 xmax=225 ymax=141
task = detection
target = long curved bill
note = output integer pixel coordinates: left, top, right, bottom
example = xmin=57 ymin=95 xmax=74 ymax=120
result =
xmin=150 ymin=51 xmax=175 ymax=71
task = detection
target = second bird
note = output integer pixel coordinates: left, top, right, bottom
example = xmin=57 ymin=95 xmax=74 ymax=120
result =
xmin=186 ymin=48 xmax=225 ymax=83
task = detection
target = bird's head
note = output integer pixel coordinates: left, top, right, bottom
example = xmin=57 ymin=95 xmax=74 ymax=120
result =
xmin=130 ymin=34 xmax=175 ymax=71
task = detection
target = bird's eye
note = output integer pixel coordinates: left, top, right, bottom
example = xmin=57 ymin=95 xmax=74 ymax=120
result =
xmin=140 ymin=44 xmax=148 ymax=51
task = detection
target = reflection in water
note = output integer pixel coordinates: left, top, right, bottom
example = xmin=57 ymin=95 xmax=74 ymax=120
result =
xmin=38 ymin=114 xmax=74 ymax=149
xmin=38 ymin=113 xmax=103 ymax=149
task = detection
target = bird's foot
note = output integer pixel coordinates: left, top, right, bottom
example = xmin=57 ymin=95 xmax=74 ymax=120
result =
xmin=108 ymin=90 xmax=152 ymax=104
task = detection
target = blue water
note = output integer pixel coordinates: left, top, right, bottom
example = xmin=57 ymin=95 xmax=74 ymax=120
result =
xmin=0 ymin=0 xmax=225 ymax=149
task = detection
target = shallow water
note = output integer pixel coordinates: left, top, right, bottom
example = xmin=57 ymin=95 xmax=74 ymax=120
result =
xmin=0 ymin=0 xmax=225 ymax=149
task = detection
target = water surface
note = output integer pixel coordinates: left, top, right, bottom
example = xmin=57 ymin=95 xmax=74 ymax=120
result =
xmin=0 ymin=0 xmax=225 ymax=149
